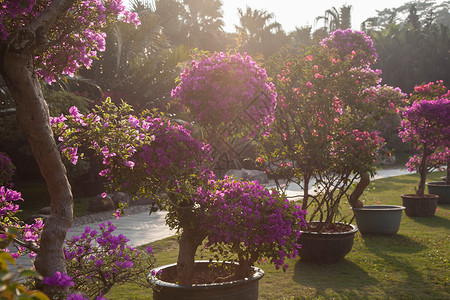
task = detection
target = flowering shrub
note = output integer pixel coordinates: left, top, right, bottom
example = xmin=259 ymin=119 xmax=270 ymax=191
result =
xmin=51 ymin=99 xmax=212 ymax=204
xmin=1 ymin=185 xmax=155 ymax=299
xmin=194 ymin=178 xmax=306 ymax=278
xmin=399 ymin=97 xmax=450 ymax=195
xmin=320 ymin=28 xmax=378 ymax=66
xmin=171 ymin=52 xmax=277 ymax=136
xmin=0 ymin=0 xmax=140 ymax=83
xmin=63 ymin=221 xmax=155 ymax=299
xmin=0 ymin=152 xmax=15 ymax=187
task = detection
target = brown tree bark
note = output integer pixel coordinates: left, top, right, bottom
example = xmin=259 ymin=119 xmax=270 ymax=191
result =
xmin=1 ymin=48 xmax=73 ymax=297
xmin=0 ymin=0 xmax=76 ymax=297
xmin=348 ymin=172 xmax=370 ymax=208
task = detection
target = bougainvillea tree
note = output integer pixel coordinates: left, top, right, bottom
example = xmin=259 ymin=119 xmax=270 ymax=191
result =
xmin=0 ymin=0 xmax=138 ymax=296
xmin=52 ymin=99 xmax=214 ymax=285
xmin=53 ymin=99 xmax=306 ymax=286
xmin=260 ymin=29 xmax=406 ymax=232
xmin=403 ymin=80 xmax=450 ymax=186
xmin=399 ymin=97 xmax=450 ymax=196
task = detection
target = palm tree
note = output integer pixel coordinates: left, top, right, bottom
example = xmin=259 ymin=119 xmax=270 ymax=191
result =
xmin=81 ymin=0 xmax=191 ymax=111
xmin=289 ymin=26 xmax=312 ymax=48
xmin=235 ymin=6 xmax=285 ymax=56
xmin=182 ymin=0 xmax=225 ymax=50
xmin=315 ymin=5 xmax=352 ymax=33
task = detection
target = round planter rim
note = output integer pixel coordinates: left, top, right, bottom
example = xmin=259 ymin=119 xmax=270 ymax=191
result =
xmin=401 ymin=193 xmax=439 ymax=199
xmin=301 ymin=221 xmax=358 ymax=236
xmin=426 ymin=181 xmax=450 ymax=187
xmin=148 ymin=260 xmax=264 ymax=289
xmin=352 ymin=205 xmax=405 ymax=211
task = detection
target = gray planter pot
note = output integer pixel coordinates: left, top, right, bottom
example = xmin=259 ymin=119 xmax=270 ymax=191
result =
xmin=352 ymin=205 xmax=405 ymax=235
xmin=149 ymin=261 xmax=264 ymax=300
xmin=426 ymin=181 xmax=450 ymax=204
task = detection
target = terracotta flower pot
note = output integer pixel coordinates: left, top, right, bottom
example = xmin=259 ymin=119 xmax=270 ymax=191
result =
xmin=426 ymin=181 xmax=450 ymax=204
xmin=298 ymin=222 xmax=358 ymax=264
xmin=352 ymin=205 xmax=405 ymax=235
xmin=149 ymin=261 xmax=264 ymax=300
xmin=401 ymin=194 xmax=438 ymax=217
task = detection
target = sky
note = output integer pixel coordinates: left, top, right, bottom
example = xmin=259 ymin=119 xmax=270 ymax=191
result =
xmin=124 ymin=0 xmax=417 ymax=33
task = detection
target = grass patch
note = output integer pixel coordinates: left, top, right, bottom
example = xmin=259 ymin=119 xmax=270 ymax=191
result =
xmin=105 ymin=171 xmax=449 ymax=300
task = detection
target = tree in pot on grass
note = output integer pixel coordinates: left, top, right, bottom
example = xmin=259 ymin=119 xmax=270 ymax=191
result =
xmin=53 ymin=101 xmax=305 ymax=290
xmin=259 ymin=29 xmax=405 ymax=235
xmin=404 ymin=81 xmax=450 ymax=204
xmin=399 ymin=93 xmax=450 ymax=215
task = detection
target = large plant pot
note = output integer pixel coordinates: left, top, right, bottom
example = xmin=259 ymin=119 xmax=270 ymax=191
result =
xmin=149 ymin=261 xmax=264 ymax=300
xmin=426 ymin=181 xmax=450 ymax=204
xmin=352 ymin=205 xmax=405 ymax=235
xmin=298 ymin=222 xmax=358 ymax=264
xmin=401 ymin=194 xmax=438 ymax=217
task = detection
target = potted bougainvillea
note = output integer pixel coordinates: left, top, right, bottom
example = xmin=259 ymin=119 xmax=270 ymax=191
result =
xmin=399 ymin=82 xmax=450 ymax=215
xmin=52 ymin=53 xmax=305 ymax=298
xmin=260 ymin=29 xmax=406 ymax=260
xmin=405 ymin=81 xmax=450 ymax=205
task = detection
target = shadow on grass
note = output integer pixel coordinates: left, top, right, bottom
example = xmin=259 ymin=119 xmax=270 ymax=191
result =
xmin=406 ymin=215 xmax=450 ymax=229
xmin=293 ymin=259 xmax=377 ymax=298
xmin=360 ymin=234 xmax=426 ymax=254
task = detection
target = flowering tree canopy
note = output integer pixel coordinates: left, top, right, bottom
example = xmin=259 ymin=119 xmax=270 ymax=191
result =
xmin=171 ymin=52 xmax=277 ymax=136
xmin=51 ymin=99 xmax=213 ymax=208
xmin=195 ymin=178 xmax=306 ymax=279
xmin=0 ymin=0 xmax=139 ymax=83
xmin=399 ymin=96 xmax=450 ymax=195
xmin=260 ymin=29 xmax=406 ymax=231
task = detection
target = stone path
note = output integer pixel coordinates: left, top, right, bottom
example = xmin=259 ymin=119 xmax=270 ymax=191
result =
xmin=9 ymin=168 xmax=413 ymax=271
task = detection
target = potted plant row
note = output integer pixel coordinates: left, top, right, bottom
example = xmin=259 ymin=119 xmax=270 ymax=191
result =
xmin=52 ymin=52 xmax=305 ymax=299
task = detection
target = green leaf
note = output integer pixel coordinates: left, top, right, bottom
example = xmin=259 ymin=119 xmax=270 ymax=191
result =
xmin=18 ymin=269 xmax=42 ymax=279
xmin=0 ymin=252 xmax=16 ymax=265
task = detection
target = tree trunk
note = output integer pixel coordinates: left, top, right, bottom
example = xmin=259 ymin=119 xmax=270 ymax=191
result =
xmin=176 ymin=226 xmax=201 ymax=285
xmin=1 ymin=49 xmax=73 ymax=297
xmin=348 ymin=172 xmax=370 ymax=208
xmin=446 ymin=159 xmax=450 ymax=186
xmin=417 ymin=146 xmax=430 ymax=197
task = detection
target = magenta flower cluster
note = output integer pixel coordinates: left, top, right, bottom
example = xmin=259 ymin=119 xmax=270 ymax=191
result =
xmin=43 ymin=271 xmax=74 ymax=287
xmin=63 ymin=221 xmax=155 ymax=299
xmin=0 ymin=0 xmax=140 ymax=83
xmin=399 ymin=98 xmax=450 ymax=151
xmin=0 ymin=187 xmax=43 ymax=259
xmin=0 ymin=152 xmax=15 ymax=187
xmin=195 ymin=178 xmax=307 ymax=270
xmin=52 ymin=99 xmax=213 ymax=202
xmin=0 ymin=186 xmax=22 ymax=218
xmin=171 ymin=52 xmax=277 ymax=136
xmin=135 ymin=117 xmax=213 ymax=189
xmin=320 ymin=29 xmax=378 ymax=65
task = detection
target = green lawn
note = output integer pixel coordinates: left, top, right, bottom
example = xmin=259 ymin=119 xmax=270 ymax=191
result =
xmin=106 ymin=171 xmax=450 ymax=300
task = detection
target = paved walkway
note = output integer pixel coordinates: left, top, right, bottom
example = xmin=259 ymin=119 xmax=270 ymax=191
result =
xmin=10 ymin=168 xmax=413 ymax=270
